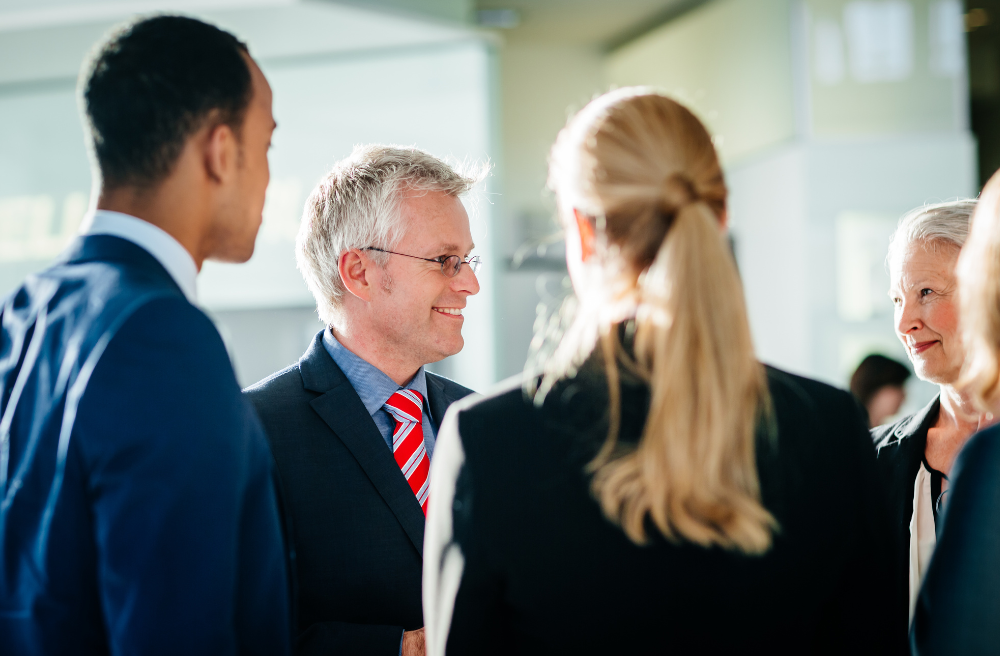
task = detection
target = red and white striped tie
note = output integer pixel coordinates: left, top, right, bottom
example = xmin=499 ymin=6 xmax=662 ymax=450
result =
xmin=384 ymin=389 xmax=430 ymax=515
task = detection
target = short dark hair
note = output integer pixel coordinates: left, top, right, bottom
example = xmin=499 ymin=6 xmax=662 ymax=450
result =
xmin=850 ymin=354 xmax=911 ymax=407
xmin=82 ymin=15 xmax=253 ymax=188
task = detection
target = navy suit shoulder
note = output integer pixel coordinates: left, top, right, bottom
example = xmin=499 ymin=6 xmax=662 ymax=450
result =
xmin=0 ymin=235 xmax=290 ymax=656
xmin=75 ymin=296 xmax=291 ymax=655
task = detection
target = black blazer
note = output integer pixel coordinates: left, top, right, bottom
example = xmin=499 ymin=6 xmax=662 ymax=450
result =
xmin=244 ymin=332 xmax=473 ymax=656
xmin=911 ymin=423 xmax=1000 ymax=654
xmin=425 ymin=360 xmax=904 ymax=655
xmin=871 ymin=396 xmax=940 ymax=634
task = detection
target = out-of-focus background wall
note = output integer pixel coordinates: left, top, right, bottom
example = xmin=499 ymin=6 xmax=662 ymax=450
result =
xmin=1 ymin=0 xmax=997 ymax=420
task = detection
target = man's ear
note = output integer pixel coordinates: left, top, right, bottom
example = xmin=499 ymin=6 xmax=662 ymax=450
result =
xmin=573 ymin=208 xmax=597 ymax=262
xmin=338 ymin=249 xmax=372 ymax=302
xmin=204 ymin=122 xmax=238 ymax=184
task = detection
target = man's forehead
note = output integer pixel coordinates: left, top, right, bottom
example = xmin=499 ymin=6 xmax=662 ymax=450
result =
xmin=244 ymin=53 xmax=273 ymax=107
xmin=434 ymin=241 xmax=474 ymax=252
xmin=398 ymin=195 xmax=474 ymax=249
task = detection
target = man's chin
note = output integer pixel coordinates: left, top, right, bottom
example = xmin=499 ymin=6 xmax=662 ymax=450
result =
xmin=426 ymin=337 xmax=464 ymax=364
xmin=207 ymin=240 xmax=257 ymax=264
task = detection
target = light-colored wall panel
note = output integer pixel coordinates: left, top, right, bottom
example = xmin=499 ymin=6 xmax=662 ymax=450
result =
xmin=805 ymin=0 xmax=968 ymax=136
xmin=606 ymin=0 xmax=796 ymax=165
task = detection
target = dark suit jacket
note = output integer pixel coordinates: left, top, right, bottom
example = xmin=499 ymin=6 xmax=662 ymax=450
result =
xmin=912 ymin=423 xmax=1000 ymax=654
xmin=871 ymin=396 xmax=940 ymax=634
xmin=426 ymin=358 xmax=903 ymax=655
xmin=244 ymin=333 xmax=473 ymax=656
xmin=0 ymin=235 xmax=291 ymax=655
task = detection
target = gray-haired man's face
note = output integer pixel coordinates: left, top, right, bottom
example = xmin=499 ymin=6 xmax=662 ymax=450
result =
xmin=365 ymin=190 xmax=479 ymax=366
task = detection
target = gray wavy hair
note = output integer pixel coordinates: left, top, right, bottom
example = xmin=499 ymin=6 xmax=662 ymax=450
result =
xmin=887 ymin=199 xmax=977 ymax=270
xmin=296 ymin=144 xmax=485 ymax=325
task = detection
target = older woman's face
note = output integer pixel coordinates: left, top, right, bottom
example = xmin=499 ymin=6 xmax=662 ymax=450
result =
xmin=890 ymin=241 xmax=964 ymax=385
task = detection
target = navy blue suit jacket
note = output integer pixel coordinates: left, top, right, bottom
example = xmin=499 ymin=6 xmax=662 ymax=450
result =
xmin=911 ymin=424 xmax=1000 ymax=654
xmin=0 ymin=235 xmax=291 ymax=655
xmin=244 ymin=334 xmax=473 ymax=656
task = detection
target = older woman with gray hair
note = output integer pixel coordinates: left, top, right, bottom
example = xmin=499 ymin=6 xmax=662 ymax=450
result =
xmin=872 ymin=199 xmax=992 ymax=634
xmin=910 ymin=171 xmax=1000 ymax=655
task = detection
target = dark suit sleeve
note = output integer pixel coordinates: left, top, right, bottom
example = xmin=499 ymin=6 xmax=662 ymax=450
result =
xmin=423 ymin=402 xmax=507 ymax=656
xmin=74 ymin=298 xmax=291 ymax=656
xmin=911 ymin=429 xmax=1000 ymax=655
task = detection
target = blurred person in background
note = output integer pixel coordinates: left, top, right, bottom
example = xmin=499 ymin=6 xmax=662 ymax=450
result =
xmin=911 ymin=172 xmax=1000 ymax=654
xmin=422 ymin=88 xmax=900 ymax=656
xmin=850 ymin=354 xmax=911 ymax=427
xmin=244 ymin=145 xmax=482 ymax=656
xmin=0 ymin=16 xmax=290 ymax=656
xmin=871 ymin=199 xmax=992 ymax=633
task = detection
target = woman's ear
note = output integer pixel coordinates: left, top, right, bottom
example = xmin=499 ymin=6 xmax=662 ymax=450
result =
xmin=573 ymin=208 xmax=597 ymax=262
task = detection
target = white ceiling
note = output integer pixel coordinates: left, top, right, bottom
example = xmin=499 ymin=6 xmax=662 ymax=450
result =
xmin=0 ymin=0 xmax=710 ymax=87
xmin=0 ymin=0 xmax=486 ymax=85
xmin=474 ymin=0 xmax=706 ymax=48
xmin=0 ymin=0 xmax=709 ymax=53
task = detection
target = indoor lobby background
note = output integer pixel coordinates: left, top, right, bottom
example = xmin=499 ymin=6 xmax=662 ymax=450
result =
xmin=1 ymin=0 xmax=998 ymax=421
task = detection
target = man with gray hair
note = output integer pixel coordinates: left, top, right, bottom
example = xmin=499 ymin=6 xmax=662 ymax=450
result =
xmin=245 ymin=144 xmax=483 ymax=656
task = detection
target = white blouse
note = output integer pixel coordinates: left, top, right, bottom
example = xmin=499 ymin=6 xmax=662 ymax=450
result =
xmin=908 ymin=462 xmax=937 ymax=624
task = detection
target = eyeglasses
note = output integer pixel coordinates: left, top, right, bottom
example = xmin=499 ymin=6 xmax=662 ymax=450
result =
xmin=363 ymin=247 xmax=482 ymax=278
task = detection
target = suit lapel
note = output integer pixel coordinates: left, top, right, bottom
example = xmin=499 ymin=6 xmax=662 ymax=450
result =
xmin=300 ymin=334 xmax=426 ymax=556
xmin=426 ymin=373 xmax=456 ymax=427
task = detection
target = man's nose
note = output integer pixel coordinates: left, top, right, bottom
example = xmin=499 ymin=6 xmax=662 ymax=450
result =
xmin=453 ymin=261 xmax=481 ymax=296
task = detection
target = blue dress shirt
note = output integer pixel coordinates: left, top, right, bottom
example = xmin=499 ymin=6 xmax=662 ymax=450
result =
xmin=322 ymin=329 xmax=438 ymax=458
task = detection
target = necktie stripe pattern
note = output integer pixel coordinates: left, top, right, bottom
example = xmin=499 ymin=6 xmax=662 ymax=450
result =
xmin=384 ymin=389 xmax=430 ymax=515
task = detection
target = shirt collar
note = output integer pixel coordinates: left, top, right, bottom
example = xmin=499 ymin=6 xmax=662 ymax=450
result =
xmin=322 ymin=328 xmax=429 ymax=418
xmin=893 ymin=395 xmax=941 ymax=442
xmin=80 ymin=210 xmax=198 ymax=304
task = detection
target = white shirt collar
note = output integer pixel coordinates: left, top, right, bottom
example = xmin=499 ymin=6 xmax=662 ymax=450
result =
xmin=80 ymin=209 xmax=199 ymax=304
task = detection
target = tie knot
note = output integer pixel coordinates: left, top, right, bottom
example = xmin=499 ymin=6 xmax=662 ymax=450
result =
xmin=384 ymin=389 xmax=424 ymax=424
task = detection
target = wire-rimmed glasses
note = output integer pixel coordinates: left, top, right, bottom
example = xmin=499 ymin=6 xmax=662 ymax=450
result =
xmin=363 ymin=247 xmax=482 ymax=278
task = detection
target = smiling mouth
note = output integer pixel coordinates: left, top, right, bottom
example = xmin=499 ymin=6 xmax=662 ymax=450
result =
xmin=911 ymin=341 xmax=939 ymax=354
xmin=433 ymin=307 xmax=463 ymax=316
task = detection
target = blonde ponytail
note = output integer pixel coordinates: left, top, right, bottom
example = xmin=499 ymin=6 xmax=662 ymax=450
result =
xmin=547 ymin=88 xmax=775 ymax=554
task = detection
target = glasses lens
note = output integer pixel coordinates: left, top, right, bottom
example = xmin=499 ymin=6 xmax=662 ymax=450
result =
xmin=441 ymin=255 xmax=482 ymax=276
xmin=442 ymin=255 xmax=461 ymax=277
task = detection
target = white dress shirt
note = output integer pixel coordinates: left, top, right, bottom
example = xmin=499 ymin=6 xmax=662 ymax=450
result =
xmin=80 ymin=210 xmax=198 ymax=304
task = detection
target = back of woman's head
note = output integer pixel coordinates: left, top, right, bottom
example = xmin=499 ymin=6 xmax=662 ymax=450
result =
xmin=547 ymin=88 xmax=774 ymax=554
xmin=958 ymin=172 xmax=1000 ymax=411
